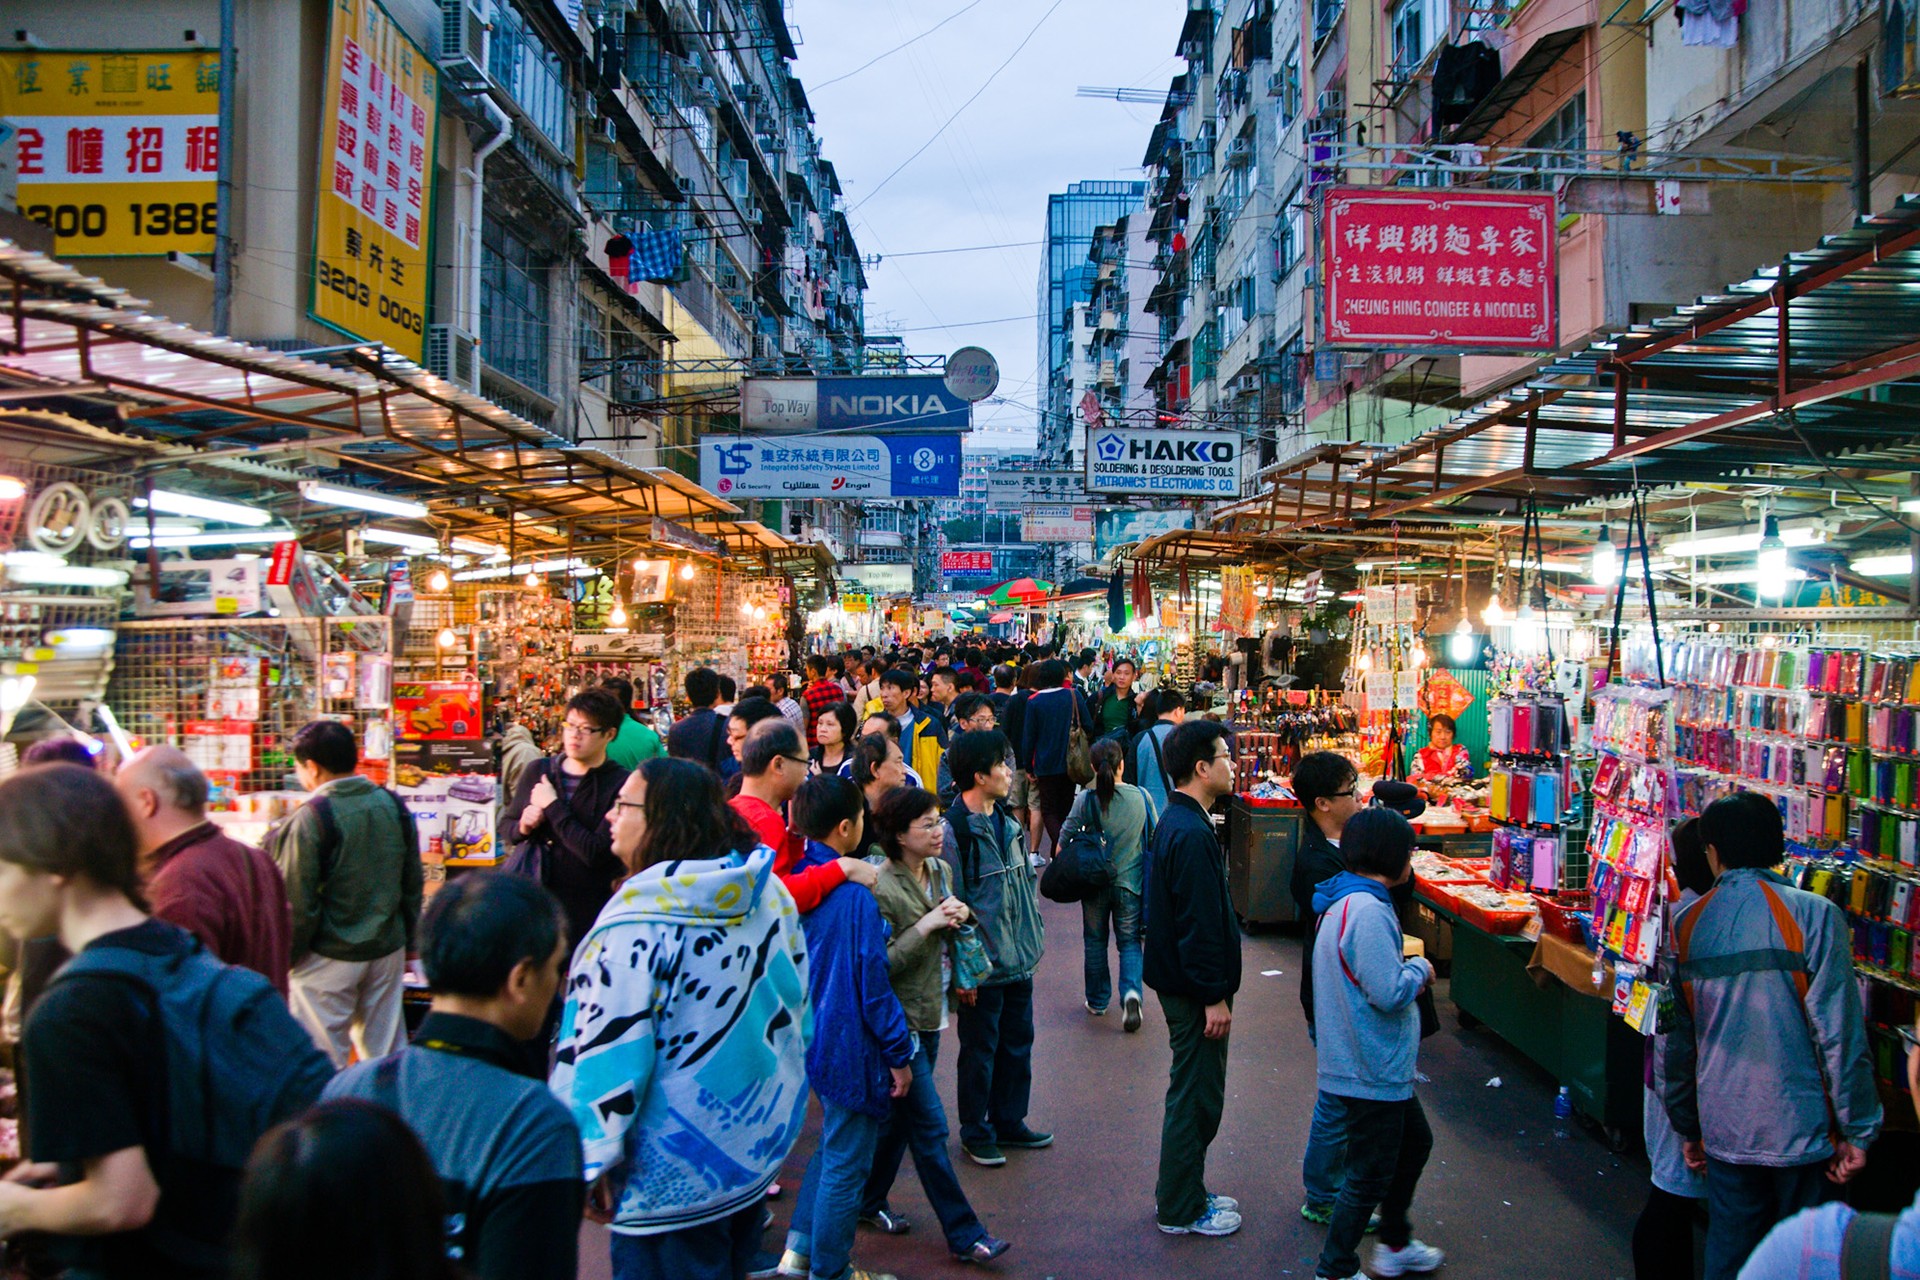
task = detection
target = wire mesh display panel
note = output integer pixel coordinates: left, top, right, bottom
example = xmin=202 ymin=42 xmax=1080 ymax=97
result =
xmin=108 ymin=616 xmax=394 ymax=792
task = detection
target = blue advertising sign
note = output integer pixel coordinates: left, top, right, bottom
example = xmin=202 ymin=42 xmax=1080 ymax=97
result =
xmin=1094 ymin=507 xmax=1194 ymax=560
xmin=701 ymin=433 xmax=962 ymax=500
xmin=740 ymin=376 xmax=972 ymax=434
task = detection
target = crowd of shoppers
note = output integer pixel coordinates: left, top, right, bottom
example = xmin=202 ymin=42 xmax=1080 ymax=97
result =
xmin=6 ymin=636 xmax=1915 ymax=1280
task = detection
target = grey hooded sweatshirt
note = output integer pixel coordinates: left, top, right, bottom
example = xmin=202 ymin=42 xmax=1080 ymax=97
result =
xmin=1311 ymin=872 xmax=1433 ymax=1102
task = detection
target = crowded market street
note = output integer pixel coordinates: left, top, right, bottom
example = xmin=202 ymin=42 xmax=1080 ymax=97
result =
xmin=584 ymin=902 xmax=1648 ymax=1280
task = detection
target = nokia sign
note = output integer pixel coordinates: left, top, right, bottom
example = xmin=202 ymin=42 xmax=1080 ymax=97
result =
xmin=1084 ymin=426 xmax=1245 ymax=497
xmin=740 ymin=376 xmax=973 ymax=434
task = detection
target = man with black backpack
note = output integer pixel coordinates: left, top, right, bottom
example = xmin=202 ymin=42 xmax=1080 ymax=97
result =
xmin=276 ymin=719 xmax=423 ymax=1067
xmin=667 ymin=667 xmax=732 ymax=775
xmin=0 ymin=763 xmax=331 ymax=1278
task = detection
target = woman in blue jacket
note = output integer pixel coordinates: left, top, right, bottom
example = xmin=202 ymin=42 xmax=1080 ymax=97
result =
xmin=1017 ymin=659 xmax=1094 ymax=854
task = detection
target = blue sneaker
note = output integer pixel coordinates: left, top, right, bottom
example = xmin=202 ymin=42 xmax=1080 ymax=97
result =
xmin=1158 ymin=1205 xmax=1242 ymax=1236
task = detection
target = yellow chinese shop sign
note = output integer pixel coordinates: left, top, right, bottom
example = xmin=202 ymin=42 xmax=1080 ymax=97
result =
xmin=310 ymin=0 xmax=437 ymax=361
xmin=0 ymin=50 xmax=221 ymax=256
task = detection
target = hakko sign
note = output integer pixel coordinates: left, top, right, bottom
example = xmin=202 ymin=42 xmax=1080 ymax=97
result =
xmin=1321 ymin=188 xmax=1557 ymax=352
xmin=1085 ymin=426 xmax=1244 ymax=498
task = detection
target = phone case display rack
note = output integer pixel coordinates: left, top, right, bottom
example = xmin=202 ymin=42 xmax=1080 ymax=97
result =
xmin=1486 ymin=652 xmax=1585 ymax=896
xmin=660 ymin=572 xmax=790 ymax=711
xmin=107 ymin=616 xmax=396 ymax=802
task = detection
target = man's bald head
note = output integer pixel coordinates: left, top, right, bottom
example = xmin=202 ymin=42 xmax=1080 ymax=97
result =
xmin=119 ymin=745 xmax=210 ymax=817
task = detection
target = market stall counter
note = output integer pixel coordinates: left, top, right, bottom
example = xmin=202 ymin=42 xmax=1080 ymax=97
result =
xmin=1416 ymin=886 xmax=1645 ymax=1149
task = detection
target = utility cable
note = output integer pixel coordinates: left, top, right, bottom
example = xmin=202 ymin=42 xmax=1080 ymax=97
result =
xmin=808 ymin=0 xmax=989 ymax=90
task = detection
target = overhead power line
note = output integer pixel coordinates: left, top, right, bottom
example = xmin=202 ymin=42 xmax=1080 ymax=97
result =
xmin=851 ymin=0 xmax=1069 ymax=212
xmin=810 ymin=0 xmax=988 ymax=91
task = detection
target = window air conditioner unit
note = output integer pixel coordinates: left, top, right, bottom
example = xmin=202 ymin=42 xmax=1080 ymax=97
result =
xmin=425 ymin=325 xmax=480 ymax=392
xmin=753 ymin=333 xmax=778 ymax=362
xmin=437 ymin=0 xmax=491 ymax=88
xmin=1317 ymin=88 xmax=1346 ymax=115
xmin=1227 ymin=136 xmax=1253 ymax=165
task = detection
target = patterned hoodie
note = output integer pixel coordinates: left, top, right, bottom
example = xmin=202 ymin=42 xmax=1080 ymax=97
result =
xmin=549 ymin=844 xmax=812 ymax=1236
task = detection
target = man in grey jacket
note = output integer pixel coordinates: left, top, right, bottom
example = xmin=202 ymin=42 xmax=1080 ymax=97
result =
xmin=1664 ymin=791 xmax=1882 ymax=1280
xmin=1309 ymin=808 xmax=1443 ymax=1280
xmin=942 ymin=728 xmax=1050 ymax=1169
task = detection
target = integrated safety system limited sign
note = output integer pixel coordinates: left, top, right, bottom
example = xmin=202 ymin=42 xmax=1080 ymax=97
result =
xmin=1084 ymin=427 xmax=1244 ymax=497
xmin=701 ymin=433 xmax=961 ymax=499
xmin=1321 ymin=187 xmax=1557 ymax=351
xmin=311 ymin=0 xmax=438 ymax=360
xmin=740 ymin=376 xmax=972 ymax=434
xmin=1022 ymin=505 xmax=1094 ymax=542
xmin=1 ymin=49 xmax=222 ymax=256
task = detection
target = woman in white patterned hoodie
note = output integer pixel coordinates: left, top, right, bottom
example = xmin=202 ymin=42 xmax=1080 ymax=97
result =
xmin=550 ymin=757 xmax=812 ymax=1280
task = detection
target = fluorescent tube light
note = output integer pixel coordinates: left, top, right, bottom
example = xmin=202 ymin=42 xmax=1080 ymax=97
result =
xmin=449 ymin=536 xmax=503 ymax=557
xmin=128 ymin=528 xmax=298 ymax=549
xmin=1850 ymin=553 xmax=1913 ymax=576
xmin=135 ymin=488 xmax=271 ymax=527
xmin=1684 ymin=568 xmax=1809 ymax=586
xmin=452 ymin=557 xmax=592 ymax=582
xmin=362 ymin=528 xmax=440 ymax=554
xmin=299 ymin=481 xmax=429 ymax=520
xmin=2 ymin=552 xmax=130 ymax=588
xmin=1663 ymin=522 xmax=1823 ymax=558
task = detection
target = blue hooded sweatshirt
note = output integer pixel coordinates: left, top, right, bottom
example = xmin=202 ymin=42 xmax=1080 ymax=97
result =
xmin=1310 ymin=872 xmax=1433 ymax=1102
xmin=796 ymin=838 xmax=916 ymax=1118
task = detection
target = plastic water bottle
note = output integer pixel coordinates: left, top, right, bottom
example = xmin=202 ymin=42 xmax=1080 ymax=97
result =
xmin=1553 ymin=1086 xmax=1573 ymax=1138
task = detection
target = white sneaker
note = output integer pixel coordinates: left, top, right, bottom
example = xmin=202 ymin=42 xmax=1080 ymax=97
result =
xmin=1317 ymin=1272 xmax=1374 ymax=1280
xmin=1157 ymin=1205 xmax=1242 ymax=1236
xmin=1372 ymin=1239 xmax=1445 ymax=1275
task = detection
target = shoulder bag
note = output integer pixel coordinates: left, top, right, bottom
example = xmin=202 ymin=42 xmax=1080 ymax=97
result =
xmin=1041 ymin=790 xmax=1114 ymax=903
xmin=500 ymin=757 xmax=555 ymax=883
xmin=1065 ymin=689 xmax=1095 ymax=786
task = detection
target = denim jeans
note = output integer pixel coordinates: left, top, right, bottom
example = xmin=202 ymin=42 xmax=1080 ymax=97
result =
xmin=610 ymin=1204 xmax=761 ymax=1280
xmin=1302 ymin=1089 xmax=1353 ymax=1207
xmin=861 ymin=1030 xmax=988 ymax=1252
xmin=786 ymin=1101 xmax=882 ymax=1280
xmin=1702 ymin=1156 xmax=1834 ymax=1280
xmin=1082 ymin=884 xmax=1143 ymax=1012
xmin=955 ymin=978 xmax=1035 ymax=1148
xmin=1316 ymin=1094 xmax=1432 ymax=1279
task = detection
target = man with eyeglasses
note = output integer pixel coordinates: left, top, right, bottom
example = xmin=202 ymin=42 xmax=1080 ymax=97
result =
xmin=1143 ymin=719 xmax=1243 ymax=1238
xmin=1290 ymin=750 xmax=1364 ymax=1227
xmin=731 ymin=719 xmax=878 ymax=914
xmin=499 ymin=687 xmax=631 ymax=952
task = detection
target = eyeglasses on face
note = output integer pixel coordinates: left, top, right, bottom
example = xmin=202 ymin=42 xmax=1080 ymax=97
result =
xmin=612 ymin=799 xmax=644 ymax=813
xmin=911 ymin=818 xmax=946 ymax=833
xmin=563 ymin=720 xmax=610 ymax=736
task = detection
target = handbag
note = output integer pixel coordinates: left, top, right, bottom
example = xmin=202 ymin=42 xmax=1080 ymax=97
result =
xmin=1064 ymin=690 xmax=1095 ymax=786
xmin=951 ymin=924 xmax=994 ymax=990
xmin=1040 ymin=790 xmax=1114 ymax=903
xmin=500 ymin=758 xmax=553 ymax=883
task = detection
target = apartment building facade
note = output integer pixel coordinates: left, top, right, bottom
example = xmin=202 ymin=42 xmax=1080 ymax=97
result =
xmin=3 ymin=0 xmax=867 ymax=479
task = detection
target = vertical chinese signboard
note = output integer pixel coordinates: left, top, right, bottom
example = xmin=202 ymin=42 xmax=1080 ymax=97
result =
xmin=0 ymin=50 xmax=221 ymax=256
xmin=311 ymin=0 xmax=437 ymax=361
xmin=1320 ymin=188 xmax=1557 ymax=351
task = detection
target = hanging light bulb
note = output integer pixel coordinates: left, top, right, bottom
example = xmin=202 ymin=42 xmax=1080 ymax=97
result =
xmin=524 ymin=571 xmax=540 ymax=589
xmin=679 ymin=562 xmax=697 ymax=581
xmin=436 ymin=627 xmax=457 ymax=649
xmin=1410 ymin=643 xmax=1426 ymax=668
xmin=1756 ymin=514 xmax=1790 ymax=599
xmin=1591 ymin=527 xmax=1619 ymax=586
xmin=1356 ymin=649 xmax=1374 ymax=673
xmin=1482 ymin=595 xmax=1508 ymax=627
xmin=1512 ymin=601 xmax=1545 ymax=655
xmin=609 ymin=602 xmax=628 ymax=627
xmin=427 ymin=567 xmax=450 ymax=593
xmin=753 ymin=605 xmax=767 ymax=620
xmin=1449 ymin=616 xmax=1475 ymax=663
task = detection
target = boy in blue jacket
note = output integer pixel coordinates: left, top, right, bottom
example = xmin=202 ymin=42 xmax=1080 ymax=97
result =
xmin=779 ymin=776 xmax=915 ymax=1280
xmin=1310 ymin=808 xmax=1444 ymax=1280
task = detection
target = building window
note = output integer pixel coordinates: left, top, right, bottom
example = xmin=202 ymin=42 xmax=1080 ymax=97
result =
xmin=1314 ymin=0 xmax=1345 ymax=41
xmin=1275 ymin=184 xmax=1306 ymax=279
xmin=1501 ymin=92 xmax=1587 ymax=189
xmin=480 ymin=215 xmax=552 ymax=396
xmin=1391 ymin=0 xmax=1426 ymax=79
xmin=1277 ymin=329 xmax=1305 ymax=413
xmin=488 ymin=4 xmax=572 ymax=152
xmin=1277 ymin=50 xmax=1301 ymax=128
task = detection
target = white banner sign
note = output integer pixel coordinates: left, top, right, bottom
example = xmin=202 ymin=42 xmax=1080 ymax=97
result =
xmin=986 ymin=469 xmax=1088 ymax=506
xmin=839 ymin=563 xmax=914 ymax=594
xmin=1364 ymin=584 xmax=1418 ymax=624
xmin=1022 ymin=504 xmax=1094 ymax=542
xmin=1084 ymin=426 xmax=1245 ymax=497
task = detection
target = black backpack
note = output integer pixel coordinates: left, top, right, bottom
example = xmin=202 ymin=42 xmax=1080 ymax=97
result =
xmin=1040 ymin=792 xmax=1112 ymax=904
xmin=53 ymin=935 xmax=335 ymax=1170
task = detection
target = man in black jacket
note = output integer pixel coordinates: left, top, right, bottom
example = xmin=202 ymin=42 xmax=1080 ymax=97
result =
xmin=665 ymin=667 xmax=730 ymax=774
xmin=499 ymin=687 xmax=631 ymax=951
xmin=1143 ymin=719 xmax=1243 ymax=1239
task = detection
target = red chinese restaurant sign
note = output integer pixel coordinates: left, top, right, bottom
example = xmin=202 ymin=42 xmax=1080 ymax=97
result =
xmin=1321 ymin=188 xmax=1557 ymax=351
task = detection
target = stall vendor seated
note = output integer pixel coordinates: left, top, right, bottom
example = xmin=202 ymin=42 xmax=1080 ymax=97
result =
xmin=1409 ymin=714 xmax=1472 ymax=792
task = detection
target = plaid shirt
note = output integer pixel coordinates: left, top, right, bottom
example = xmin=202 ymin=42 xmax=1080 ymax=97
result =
xmin=802 ymin=679 xmax=845 ymax=744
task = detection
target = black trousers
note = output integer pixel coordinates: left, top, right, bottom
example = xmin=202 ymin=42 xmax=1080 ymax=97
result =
xmin=1315 ymin=1093 xmax=1433 ymax=1279
xmin=1633 ymin=1185 xmax=1701 ymax=1280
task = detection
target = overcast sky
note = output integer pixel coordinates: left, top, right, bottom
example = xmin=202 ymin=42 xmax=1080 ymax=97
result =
xmin=789 ymin=0 xmax=1185 ymax=451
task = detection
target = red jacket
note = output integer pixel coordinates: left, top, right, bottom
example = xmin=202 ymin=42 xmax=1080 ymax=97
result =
xmin=729 ymin=793 xmax=845 ymax=913
xmin=144 ymin=821 xmax=292 ymax=993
